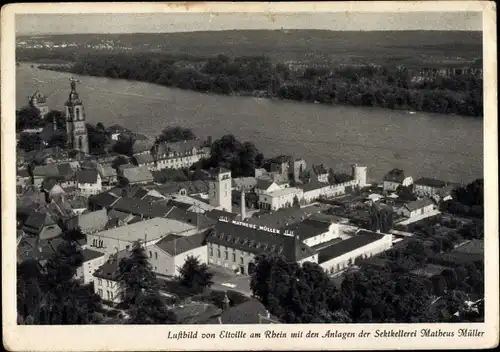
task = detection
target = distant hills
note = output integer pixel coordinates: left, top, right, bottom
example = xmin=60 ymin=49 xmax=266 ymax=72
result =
xmin=17 ymin=30 xmax=482 ymax=67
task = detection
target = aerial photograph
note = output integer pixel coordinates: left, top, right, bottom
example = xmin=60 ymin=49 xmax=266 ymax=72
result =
xmin=15 ymin=10 xmax=484 ymax=326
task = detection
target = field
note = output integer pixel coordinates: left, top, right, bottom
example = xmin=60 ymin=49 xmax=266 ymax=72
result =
xmin=17 ymin=30 xmax=482 ymax=68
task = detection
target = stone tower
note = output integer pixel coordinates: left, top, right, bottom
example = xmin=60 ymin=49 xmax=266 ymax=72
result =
xmin=28 ymin=90 xmax=49 ymax=117
xmin=208 ymin=167 xmax=232 ymax=212
xmin=65 ymin=78 xmax=89 ymax=154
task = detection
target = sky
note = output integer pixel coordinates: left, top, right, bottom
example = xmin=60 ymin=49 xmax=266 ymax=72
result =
xmin=16 ymin=12 xmax=482 ymax=35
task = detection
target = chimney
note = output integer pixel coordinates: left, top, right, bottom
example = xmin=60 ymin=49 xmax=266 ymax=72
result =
xmin=240 ymin=190 xmax=246 ymax=220
xmin=217 ymin=316 xmax=222 ymax=324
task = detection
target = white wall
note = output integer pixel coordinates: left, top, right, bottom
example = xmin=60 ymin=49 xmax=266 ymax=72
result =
xmin=78 ymin=175 xmax=102 ymax=196
xmin=76 ymin=255 xmax=107 ymax=284
xmin=320 ymin=235 xmax=393 ymax=274
xmin=383 ymin=181 xmax=401 ymax=192
xmin=302 ymin=223 xmax=339 ymax=248
xmin=94 ymin=277 xmax=123 ymax=304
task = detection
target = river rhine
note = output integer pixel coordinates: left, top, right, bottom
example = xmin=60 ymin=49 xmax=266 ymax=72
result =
xmin=16 ymin=63 xmax=483 ymax=183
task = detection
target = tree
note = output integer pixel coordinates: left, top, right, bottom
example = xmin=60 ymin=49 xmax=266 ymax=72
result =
xmin=17 ymin=132 xmax=42 ymax=152
xmin=157 ymin=126 xmax=196 ymax=143
xmin=112 ymin=156 xmax=129 ymax=170
xmin=293 ymin=195 xmax=300 ymax=208
xmin=44 ymin=110 xmax=66 ymax=131
xmin=118 ymin=241 xmax=172 ymax=324
xmin=112 ymin=134 xmax=135 ymax=156
xmin=87 ymin=123 xmax=109 ymax=155
xmin=47 ymin=130 xmax=68 ymax=149
xmin=16 ymin=106 xmax=43 ymax=132
xmin=178 ymin=256 xmax=214 ymax=294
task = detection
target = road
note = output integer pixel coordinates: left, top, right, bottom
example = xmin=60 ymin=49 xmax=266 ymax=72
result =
xmin=208 ymin=265 xmax=253 ymax=297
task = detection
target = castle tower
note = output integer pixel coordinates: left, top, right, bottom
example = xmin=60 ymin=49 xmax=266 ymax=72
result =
xmin=28 ymin=90 xmax=49 ymax=117
xmin=208 ymin=167 xmax=232 ymax=212
xmin=65 ymin=78 xmax=89 ymax=154
xmin=351 ymin=164 xmax=367 ymax=187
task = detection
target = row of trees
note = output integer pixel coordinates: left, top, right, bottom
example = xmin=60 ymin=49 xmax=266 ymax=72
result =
xmin=58 ymin=52 xmax=483 ymax=117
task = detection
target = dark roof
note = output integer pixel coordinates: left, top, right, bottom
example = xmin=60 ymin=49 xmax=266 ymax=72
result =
xmin=212 ymin=167 xmax=231 ymax=175
xmin=165 ymin=208 xmax=217 ymax=229
xmin=89 ymin=191 xmax=120 ymax=208
xmin=106 ymin=124 xmax=130 ymax=134
xmin=155 ymin=230 xmax=209 ymax=256
xmin=122 ymin=166 xmax=154 ymax=184
xmin=17 ymin=236 xmax=64 ymax=263
xmin=166 ymin=199 xmax=193 ymax=211
xmin=207 ymin=299 xmax=275 ymax=324
xmin=208 ymin=220 xmax=316 ymax=262
xmin=205 ymin=209 xmax=238 ymax=222
xmin=23 ymin=211 xmax=58 ymax=234
xmin=383 ymin=168 xmax=405 ymax=183
xmin=247 ymin=205 xmax=327 ymax=229
xmin=256 ymin=178 xmax=275 ymax=190
xmin=312 ymin=164 xmax=328 ymax=175
xmin=404 ymin=198 xmax=435 ymax=211
xmin=77 ymin=169 xmax=99 ymax=184
xmin=131 ymin=187 xmax=149 ymax=200
xmin=33 ymin=164 xmax=60 ymax=178
xmin=111 ymin=196 xmax=174 ymax=218
xmin=414 ymin=177 xmax=447 ymax=188
xmin=82 ymin=248 xmax=105 ymax=262
xmin=42 ymin=177 xmax=62 ymax=191
xmin=17 ymin=168 xmax=30 ymax=178
xmin=93 ymin=252 xmax=130 ymax=281
xmin=285 ymin=218 xmax=331 ymax=240
xmin=318 ymin=230 xmax=384 ymax=263
xmin=57 ymin=163 xmax=74 ymax=178
xmin=133 ymin=153 xmax=155 ymax=165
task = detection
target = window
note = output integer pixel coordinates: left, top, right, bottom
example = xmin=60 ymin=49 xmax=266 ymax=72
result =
xmin=232 ymin=253 xmax=236 ymax=262
xmin=98 ymin=289 xmax=103 ymax=297
xmin=240 ymin=256 xmax=244 ymax=265
xmin=98 ymin=279 xmax=102 ymax=286
xmin=210 ymin=246 xmax=213 ymax=256
xmin=224 ymin=251 xmax=228 ymax=260
xmin=155 ymin=252 xmax=158 ymax=260
xmin=149 ymin=251 xmax=152 ymax=258
xmin=217 ymin=249 xmax=221 ymax=258
xmin=109 ymin=291 xmax=114 ymax=301
xmin=106 ymin=281 xmax=110 ymax=287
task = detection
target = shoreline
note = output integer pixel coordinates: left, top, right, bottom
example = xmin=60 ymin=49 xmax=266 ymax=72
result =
xmin=21 ymin=61 xmax=483 ymax=119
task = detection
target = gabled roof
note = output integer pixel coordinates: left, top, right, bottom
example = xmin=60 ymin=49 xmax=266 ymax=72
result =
xmin=106 ymin=124 xmax=130 ymax=134
xmin=33 ymin=164 xmax=60 ymax=178
xmin=155 ymin=230 xmax=209 ymax=256
xmin=77 ymin=169 xmax=99 ymax=184
xmin=404 ymin=198 xmax=435 ymax=211
xmin=89 ymin=191 xmax=121 ymax=208
xmin=383 ymin=168 xmax=405 ymax=183
xmin=134 ymin=153 xmax=155 ymax=165
xmin=57 ymin=163 xmax=75 ymax=178
xmin=82 ymin=248 xmax=106 ymax=262
xmin=232 ymin=177 xmax=257 ymax=189
xmin=414 ymin=177 xmax=447 ymax=188
xmin=207 ymin=299 xmax=276 ymax=324
xmin=93 ymin=250 xmax=130 ymax=281
xmin=256 ymin=178 xmax=276 ymax=191
xmin=22 ymin=211 xmax=60 ymax=235
xmin=110 ymin=196 xmax=174 ymax=218
xmin=66 ymin=208 xmax=109 ymax=234
xmin=122 ymin=166 xmax=154 ymax=184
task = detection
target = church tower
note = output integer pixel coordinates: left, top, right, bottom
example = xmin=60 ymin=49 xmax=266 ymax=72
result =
xmin=209 ymin=167 xmax=232 ymax=212
xmin=65 ymin=78 xmax=89 ymax=154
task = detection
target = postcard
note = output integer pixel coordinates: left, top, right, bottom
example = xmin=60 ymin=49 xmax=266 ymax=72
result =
xmin=1 ymin=1 xmax=498 ymax=351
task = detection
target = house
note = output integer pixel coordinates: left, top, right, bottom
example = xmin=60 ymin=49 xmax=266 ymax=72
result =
xmin=97 ymin=164 xmax=118 ymax=187
xmin=318 ymin=230 xmax=393 ymax=275
xmin=413 ymin=177 xmax=448 ymax=197
xmin=151 ymin=140 xmax=207 ymax=170
xmin=383 ymin=168 xmax=406 ymax=191
xmin=87 ymin=217 xmax=198 ymax=254
xmin=17 ymin=236 xmax=65 ymax=267
xmin=132 ymin=139 xmax=155 ymax=155
xmin=106 ymin=124 xmax=131 ymax=141
xmin=22 ymin=211 xmax=62 ymax=239
xmin=284 ymin=218 xmax=340 ymax=248
xmin=93 ymin=251 xmax=129 ymax=304
xmin=231 ymin=177 xmax=257 ymax=192
xmin=122 ymin=166 xmax=154 ymax=185
xmin=207 ymin=218 xmax=317 ymax=275
xmin=133 ymin=153 xmax=156 ymax=170
xmin=258 ymin=187 xmax=304 ymax=211
xmin=76 ymin=169 xmax=102 ymax=195
xmin=255 ymin=178 xmax=282 ymax=195
xmin=17 ymin=168 xmax=31 ymax=193
xmin=312 ymin=164 xmax=329 ymax=183
xmin=207 ymin=298 xmax=280 ymax=324
xmin=69 ymin=195 xmax=88 ymax=214
xmin=32 ymin=164 xmax=60 ymax=187
xmin=75 ymin=249 xmax=107 ymax=284
xmin=149 ymin=230 xmax=209 ymax=277
xmin=396 ymin=198 xmax=436 ymax=218
xmin=66 ymin=208 xmax=109 ymax=234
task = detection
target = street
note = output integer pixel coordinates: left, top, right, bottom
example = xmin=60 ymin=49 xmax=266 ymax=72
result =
xmin=208 ymin=265 xmax=253 ymax=297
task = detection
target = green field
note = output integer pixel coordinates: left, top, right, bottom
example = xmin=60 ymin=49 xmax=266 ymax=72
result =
xmin=17 ymin=30 xmax=482 ymax=68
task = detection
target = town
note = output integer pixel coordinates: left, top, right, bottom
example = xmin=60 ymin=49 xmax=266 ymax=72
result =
xmin=16 ymin=79 xmax=484 ymax=325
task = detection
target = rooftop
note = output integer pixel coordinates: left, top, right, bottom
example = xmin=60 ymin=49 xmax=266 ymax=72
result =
xmin=383 ymin=168 xmax=405 ymax=183
xmin=317 ymin=230 xmax=385 ymax=263
xmin=82 ymin=248 xmax=106 ymax=262
xmin=94 ymin=217 xmax=196 ymax=242
xmin=155 ymin=230 xmax=209 ymax=256
xmin=247 ymin=204 xmax=329 ymax=229
xmin=404 ymin=198 xmax=435 ymax=211
xmin=266 ymin=187 xmax=303 ymax=198
xmin=77 ymin=169 xmax=99 ymax=184
xmin=414 ymin=177 xmax=447 ymax=188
